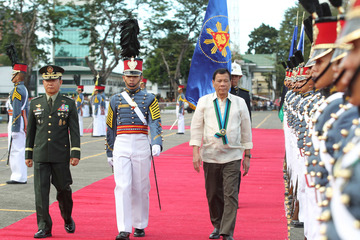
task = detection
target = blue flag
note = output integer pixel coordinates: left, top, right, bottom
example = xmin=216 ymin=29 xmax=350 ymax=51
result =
xmin=185 ymin=0 xmax=231 ymax=109
xmin=288 ymin=26 xmax=298 ymax=60
xmin=297 ymin=23 xmax=305 ymax=55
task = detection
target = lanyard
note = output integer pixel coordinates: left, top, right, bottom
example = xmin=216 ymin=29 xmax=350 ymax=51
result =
xmin=213 ymin=98 xmax=231 ymax=144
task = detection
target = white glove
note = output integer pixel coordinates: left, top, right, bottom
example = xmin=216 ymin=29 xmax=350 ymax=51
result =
xmin=11 ymin=132 xmax=20 ymax=139
xmin=152 ymin=145 xmax=161 ymax=157
xmin=107 ymin=157 xmax=113 ymax=167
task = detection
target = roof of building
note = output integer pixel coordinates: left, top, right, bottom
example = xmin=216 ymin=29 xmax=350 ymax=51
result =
xmin=241 ymin=54 xmax=276 ymax=67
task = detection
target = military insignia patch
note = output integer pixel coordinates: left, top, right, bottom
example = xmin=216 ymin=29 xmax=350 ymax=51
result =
xmin=47 ymin=66 xmax=53 ymax=73
xmin=12 ymin=87 xmax=22 ymax=101
xmin=106 ymin=106 xmax=113 ymax=128
xmin=149 ymin=98 xmax=160 ymax=120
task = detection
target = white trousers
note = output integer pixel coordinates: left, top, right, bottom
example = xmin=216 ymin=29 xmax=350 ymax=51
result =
xmin=7 ymin=116 xmax=27 ymax=182
xmin=113 ymin=134 xmax=151 ymax=233
xmin=177 ymin=114 xmax=185 ymax=133
xmin=92 ymin=106 xmax=103 ymax=136
xmin=99 ymin=114 xmax=107 ymax=136
xmin=304 ymin=184 xmax=321 ymax=240
xmin=78 ymin=113 xmax=83 ymax=136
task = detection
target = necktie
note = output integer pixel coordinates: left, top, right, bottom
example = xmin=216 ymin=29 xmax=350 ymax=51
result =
xmin=48 ymin=97 xmax=53 ymax=109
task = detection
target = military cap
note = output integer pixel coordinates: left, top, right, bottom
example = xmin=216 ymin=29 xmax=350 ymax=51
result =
xmin=120 ymin=18 xmax=142 ymax=77
xmin=123 ymin=57 xmax=143 ymax=76
xmin=338 ymin=0 xmax=360 ymax=44
xmin=39 ymin=65 xmax=64 ymax=80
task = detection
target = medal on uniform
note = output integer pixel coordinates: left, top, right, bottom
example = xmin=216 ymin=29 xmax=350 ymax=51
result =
xmin=63 ymin=120 xmax=66 ymax=125
xmin=59 ymin=119 xmax=62 ymax=126
xmin=213 ymin=98 xmax=231 ymax=145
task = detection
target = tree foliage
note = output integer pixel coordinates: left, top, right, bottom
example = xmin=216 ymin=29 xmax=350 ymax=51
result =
xmin=64 ymin=0 xmax=144 ymax=85
xmin=0 ymin=0 xmax=63 ymax=88
xmin=142 ymin=0 xmax=207 ymax=99
xmin=246 ymin=23 xmax=279 ymax=54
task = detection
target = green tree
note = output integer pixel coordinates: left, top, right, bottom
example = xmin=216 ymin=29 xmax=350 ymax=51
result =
xmin=277 ymin=4 xmax=311 ymax=97
xmin=246 ymin=23 xmax=279 ymax=54
xmin=0 ymin=0 xmax=67 ymax=89
xmin=64 ymin=0 xmax=138 ymax=85
xmin=142 ymin=0 xmax=207 ymax=99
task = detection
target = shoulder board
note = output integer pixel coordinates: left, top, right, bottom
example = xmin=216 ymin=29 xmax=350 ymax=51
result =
xmin=31 ymin=96 xmax=43 ymax=101
xmin=62 ymin=95 xmax=75 ymax=100
xmin=239 ymin=88 xmax=249 ymax=92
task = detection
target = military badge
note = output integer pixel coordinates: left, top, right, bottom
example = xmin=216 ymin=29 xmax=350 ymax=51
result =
xmin=47 ymin=66 xmax=53 ymax=73
xmin=58 ymin=104 xmax=69 ymax=112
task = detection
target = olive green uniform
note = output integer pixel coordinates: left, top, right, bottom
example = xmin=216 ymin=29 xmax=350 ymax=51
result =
xmin=25 ymin=93 xmax=80 ymax=232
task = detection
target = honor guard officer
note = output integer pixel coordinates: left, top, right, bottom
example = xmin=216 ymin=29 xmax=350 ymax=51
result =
xmin=230 ymin=61 xmax=251 ymax=120
xmin=176 ymin=85 xmax=185 ymax=134
xmin=106 ymin=19 xmax=163 ymax=240
xmin=140 ymin=78 xmax=147 ymax=93
xmin=76 ymin=85 xmax=84 ymax=136
xmin=5 ymin=44 xmax=29 ymax=184
xmin=25 ymin=65 xmax=80 ymax=238
xmin=92 ymin=84 xmax=105 ymax=137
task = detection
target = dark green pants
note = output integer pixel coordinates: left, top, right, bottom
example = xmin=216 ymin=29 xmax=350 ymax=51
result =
xmin=34 ymin=162 xmax=73 ymax=231
xmin=203 ymin=160 xmax=241 ymax=236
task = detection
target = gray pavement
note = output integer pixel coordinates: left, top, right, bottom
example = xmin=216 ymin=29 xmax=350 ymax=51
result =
xmin=0 ymin=110 xmax=303 ymax=239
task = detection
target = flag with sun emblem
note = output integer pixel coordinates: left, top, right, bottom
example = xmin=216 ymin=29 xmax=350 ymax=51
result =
xmin=185 ymin=0 xmax=231 ymax=109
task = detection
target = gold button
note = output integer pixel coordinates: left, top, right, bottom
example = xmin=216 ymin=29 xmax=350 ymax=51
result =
xmin=48 ymin=138 xmax=51 ymax=141
xmin=48 ymin=123 xmax=52 ymax=126
xmin=48 ymin=131 xmax=51 ymax=134
xmin=49 ymin=116 xmax=52 ymax=118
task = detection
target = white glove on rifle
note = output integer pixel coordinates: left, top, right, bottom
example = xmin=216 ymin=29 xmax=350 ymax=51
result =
xmin=107 ymin=157 xmax=113 ymax=167
xmin=152 ymin=145 xmax=161 ymax=157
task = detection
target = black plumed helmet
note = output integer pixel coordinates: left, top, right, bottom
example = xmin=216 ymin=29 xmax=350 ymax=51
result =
xmin=5 ymin=43 xmax=19 ymax=67
xmin=320 ymin=2 xmax=332 ymax=17
xmin=120 ymin=19 xmax=140 ymax=59
xmin=294 ymin=50 xmax=305 ymax=65
xmin=303 ymin=16 xmax=313 ymax=43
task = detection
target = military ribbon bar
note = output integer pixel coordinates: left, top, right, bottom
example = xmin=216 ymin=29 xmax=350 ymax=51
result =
xmin=213 ymin=98 xmax=231 ymax=145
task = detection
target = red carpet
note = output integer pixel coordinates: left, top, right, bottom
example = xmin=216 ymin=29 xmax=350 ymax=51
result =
xmin=0 ymin=129 xmax=287 ymax=240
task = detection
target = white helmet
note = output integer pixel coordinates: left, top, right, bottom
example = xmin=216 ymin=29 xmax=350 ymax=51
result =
xmin=231 ymin=62 xmax=243 ymax=76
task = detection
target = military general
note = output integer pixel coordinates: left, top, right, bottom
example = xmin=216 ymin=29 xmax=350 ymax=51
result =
xmin=25 ymin=65 xmax=80 ymax=238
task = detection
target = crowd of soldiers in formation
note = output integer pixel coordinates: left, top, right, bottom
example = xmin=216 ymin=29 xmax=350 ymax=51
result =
xmin=282 ymin=0 xmax=360 ymax=239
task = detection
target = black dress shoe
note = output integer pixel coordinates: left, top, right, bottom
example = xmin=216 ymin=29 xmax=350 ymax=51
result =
xmin=6 ymin=180 xmax=27 ymax=184
xmin=34 ymin=229 xmax=52 ymax=238
xmin=209 ymin=228 xmax=220 ymax=239
xmin=133 ymin=228 xmax=145 ymax=237
xmin=222 ymin=235 xmax=234 ymax=240
xmin=64 ymin=217 xmax=75 ymax=233
xmin=116 ymin=232 xmax=130 ymax=240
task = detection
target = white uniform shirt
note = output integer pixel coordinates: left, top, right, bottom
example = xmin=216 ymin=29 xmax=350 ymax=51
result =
xmin=190 ymin=92 xmax=253 ymax=164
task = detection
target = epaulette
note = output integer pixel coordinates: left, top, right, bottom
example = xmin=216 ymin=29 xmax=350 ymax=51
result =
xmin=63 ymin=94 xmax=72 ymax=98
xmin=31 ymin=95 xmax=44 ymax=101
xmin=239 ymin=88 xmax=249 ymax=92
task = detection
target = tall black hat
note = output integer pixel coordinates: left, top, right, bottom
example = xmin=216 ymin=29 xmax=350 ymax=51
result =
xmin=120 ymin=19 xmax=142 ymax=76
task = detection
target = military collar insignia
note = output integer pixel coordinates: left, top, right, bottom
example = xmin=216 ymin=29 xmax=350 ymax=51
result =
xmin=125 ymin=87 xmax=141 ymax=94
